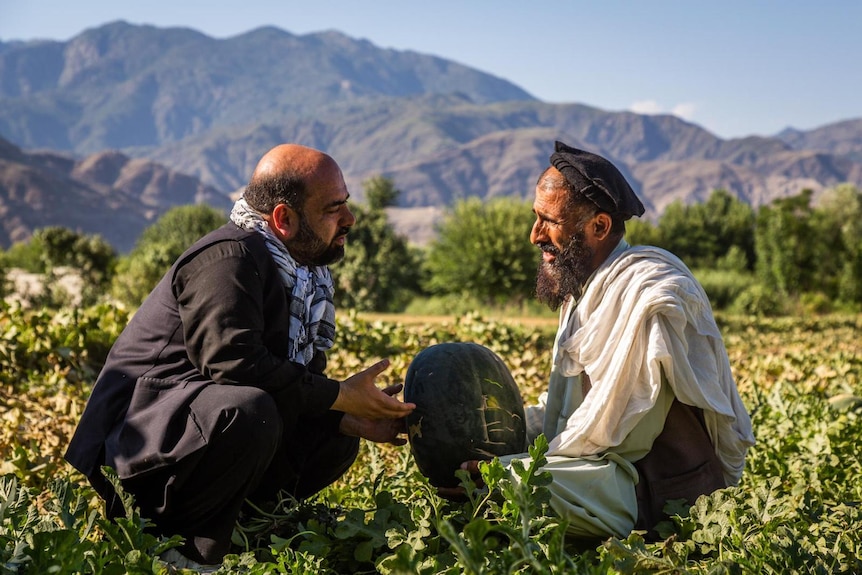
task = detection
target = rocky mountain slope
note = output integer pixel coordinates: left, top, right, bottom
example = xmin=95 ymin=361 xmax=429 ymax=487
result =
xmin=0 ymin=137 xmax=230 ymax=251
xmin=0 ymin=22 xmax=860 ymax=250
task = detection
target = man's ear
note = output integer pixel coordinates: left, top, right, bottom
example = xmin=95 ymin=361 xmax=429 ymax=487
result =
xmin=270 ymin=203 xmax=300 ymax=240
xmin=592 ymin=212 xmax=613 ymax=241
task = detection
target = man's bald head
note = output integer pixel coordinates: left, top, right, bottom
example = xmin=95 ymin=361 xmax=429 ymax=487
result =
xmin=244 ymin=144 xmax=342 ymax=214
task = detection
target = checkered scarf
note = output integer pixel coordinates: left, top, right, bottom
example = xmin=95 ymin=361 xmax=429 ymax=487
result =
xmin=230 ymin=197 xmax=336 ymax=365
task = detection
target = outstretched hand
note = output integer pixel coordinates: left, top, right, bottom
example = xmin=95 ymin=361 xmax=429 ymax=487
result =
xmin=331 ymin=359 xmax=416 ymax=420
xmin=339 ymin=384 xmax=411 ymax=445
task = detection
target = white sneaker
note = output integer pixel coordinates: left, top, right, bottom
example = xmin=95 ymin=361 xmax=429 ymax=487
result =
xmin=159 ymin=547 xmax=221 ymax=573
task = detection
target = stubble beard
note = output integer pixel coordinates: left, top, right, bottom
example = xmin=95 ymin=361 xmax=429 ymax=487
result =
xmin=535 ymin=228 xmax=595 ymax=311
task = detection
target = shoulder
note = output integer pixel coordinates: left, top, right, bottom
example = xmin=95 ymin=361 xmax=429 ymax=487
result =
xmin=169 ymin=223 xmax=278 ymax=291
xmin=175 ymin=223 xmax=269 ymax=268
xmin=587 ymin=244 xmax=700 ymax=303
xmin=612 ymin=245 xmax=693 ymax=278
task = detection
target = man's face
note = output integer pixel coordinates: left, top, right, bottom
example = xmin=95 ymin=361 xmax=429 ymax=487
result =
xmin=285 ymin=163 xmax=355 ymax=266
xmin=531 ymin=177 xmax=598 ymax=309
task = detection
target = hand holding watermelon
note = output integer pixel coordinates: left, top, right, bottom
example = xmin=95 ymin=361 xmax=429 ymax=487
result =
xmin=331 ymin=359 xmax=416 ymax=420
xmin=339 ymin=383 xmax=411 ymax=445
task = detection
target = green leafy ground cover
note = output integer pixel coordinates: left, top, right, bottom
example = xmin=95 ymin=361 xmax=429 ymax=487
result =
xmin=1 ymin=305 xmax=861 ymax=573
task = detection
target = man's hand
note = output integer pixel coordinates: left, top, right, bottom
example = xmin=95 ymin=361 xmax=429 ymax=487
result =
xmin=330 ymin=359 xmax=416 ymax=420
xmin=436 ymin=460 xmax=485 ymax=500
xmin=339 ymin=384 xmax=411 ymax=445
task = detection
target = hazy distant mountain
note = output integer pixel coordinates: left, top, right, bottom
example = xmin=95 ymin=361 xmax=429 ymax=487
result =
xmin=0 ymin=21 xmax=534 ymax=154
xmin=776 ymin=118 xmax=862 ymax=163
xmin=0 ymin=21 xmax=860 ymax=250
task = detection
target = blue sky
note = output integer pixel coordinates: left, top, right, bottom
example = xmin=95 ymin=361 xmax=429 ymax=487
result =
xmin=1 ymin=0 xmax=859 ymax=139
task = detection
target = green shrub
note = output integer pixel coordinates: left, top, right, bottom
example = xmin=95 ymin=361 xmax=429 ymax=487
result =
xmin=0 ymin=239 xmax=45 ymax=273
xmin=731 ymin=283 xmax=786 ymax=316
xmin=111 ymin=205 xmax=225 ymax=306
xmin=693 ymin=268 xmax=756 ymax=310
xmin=799 ymin=291 xmax=834 ymax=314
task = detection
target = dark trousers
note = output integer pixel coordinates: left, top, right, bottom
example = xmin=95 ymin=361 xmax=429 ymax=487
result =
xmin=633 ymin=399 xmax=726 ymax=538
xmin=109 ymin=385 xmax=359 ymax=564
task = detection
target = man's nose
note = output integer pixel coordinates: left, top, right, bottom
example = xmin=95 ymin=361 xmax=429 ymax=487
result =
xmin=530 ymin=220 xmax=544 ymax=245
xmin=343 ymin=206 xmax=356 ymax=228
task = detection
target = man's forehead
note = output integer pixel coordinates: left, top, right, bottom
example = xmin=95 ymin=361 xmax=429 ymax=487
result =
xmin=305 ymin=177 xmax=349 ymax=210
xmin=533 ymin=182 xmax=566 ymax=208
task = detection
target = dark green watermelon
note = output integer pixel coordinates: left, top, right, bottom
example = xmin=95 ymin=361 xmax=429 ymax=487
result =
xmin=404 ymin=342 xmax=527 ymax=488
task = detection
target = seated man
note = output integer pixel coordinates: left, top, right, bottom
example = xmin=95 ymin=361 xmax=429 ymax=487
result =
xmin=447 ymin=141 xmax=755 ymax=539
xmin=65 ymin=144 xmax=415 ymax=568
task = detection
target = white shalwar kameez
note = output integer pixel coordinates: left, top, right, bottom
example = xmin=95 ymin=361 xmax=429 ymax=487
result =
xmin=500 ymin=240 xmax=755 ymax=538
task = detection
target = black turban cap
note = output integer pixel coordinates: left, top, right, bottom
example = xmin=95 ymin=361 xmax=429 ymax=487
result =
xmin=549 ymin=141 xmax=645 ymax=219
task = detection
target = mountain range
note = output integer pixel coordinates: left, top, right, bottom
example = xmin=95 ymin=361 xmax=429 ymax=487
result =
xmin=1 ymin=21 xmax=860 ymax=251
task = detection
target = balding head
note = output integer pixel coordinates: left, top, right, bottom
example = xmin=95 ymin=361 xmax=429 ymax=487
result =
xmin=244 ymin=144 xmax=342 ymax=215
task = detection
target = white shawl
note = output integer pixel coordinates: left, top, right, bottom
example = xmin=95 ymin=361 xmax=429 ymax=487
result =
xmin=549 ymin=244 xmax=755 ymax=485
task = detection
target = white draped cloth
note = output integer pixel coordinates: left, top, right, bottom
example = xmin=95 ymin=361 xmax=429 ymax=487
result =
xmin=548 ymin=244 xmax=755 ymax=486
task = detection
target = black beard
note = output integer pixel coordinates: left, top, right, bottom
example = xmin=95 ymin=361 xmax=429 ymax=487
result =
xmin=286 ymin=216 xmax=348 ymax=266
xmin=535 ymin=228 xmax=595 ymax=310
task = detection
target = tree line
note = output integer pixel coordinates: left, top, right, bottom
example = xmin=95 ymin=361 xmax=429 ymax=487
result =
xmin=2 ymin=177 xmax=860 ymax=316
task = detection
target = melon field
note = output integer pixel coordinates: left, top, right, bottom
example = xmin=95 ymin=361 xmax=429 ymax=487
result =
xmin=1 ymin=303 xmax=861 ymax=574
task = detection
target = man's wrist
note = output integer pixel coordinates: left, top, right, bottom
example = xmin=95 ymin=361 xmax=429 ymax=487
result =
xmin=339 ymin=412 xmax=360 ymax=437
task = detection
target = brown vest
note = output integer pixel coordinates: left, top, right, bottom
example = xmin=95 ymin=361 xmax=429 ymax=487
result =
xmin=632 ymin=399 xmax=726 ymax=537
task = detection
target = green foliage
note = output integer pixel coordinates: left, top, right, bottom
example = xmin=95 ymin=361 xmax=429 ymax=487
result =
xmin=424 ymin=197 xmax=537 ymax=305
xmin=749 ymin=185 xmax=862 ymax=306
xmin=624 ymin=218 xmax=661 ymax=248
xmin=0 ymin=228 xmax=117 ymax=308
xmin=33 ymin=227 xmax=118 ymax=306
xmin=31 ymin=227 xmax=117 ymax=283
xmin=654 ymin=190 xmax=756 ymax=270
xmin=0 ymin=302 xmax=127 ymax=393
xmin=0 ymin=303 xmax=129 ymax=490
xmin=403 ymin=293 xmax=490 ymax=317
xmin=754 ymin=190 xmax=816 ymax=296
xmin=331 ymin=177 xmax=423 ymax=312
xmin=0 ymin=470 xmax=183 ymax=574
xmin=0 ymin=241 xmax=44 ymax=273
xmin=3 ymin=299 xmax=862 ymax=573
xmin=111 ymin=205 xmax=225 ymax=306
xmin=403 ymin=294 xmax=556 ymax=321
xmin=816 ymin=184 xmax=862 ymax=303
xmin=429 ymin=435 xmax=582 ymax=574
xmin=693 ymin=268 xmax=756 ymax=311
xmin=364 ymin=175 xmax=399 ymax=211
xmin=729 ymin=284 xmax=785 ymax=316
xmin=629 ymin=186 xmax=862 ymax=312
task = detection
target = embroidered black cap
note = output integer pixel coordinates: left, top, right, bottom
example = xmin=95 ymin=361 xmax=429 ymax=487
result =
xmin=549 ymin=141 xmax=645 ymax=219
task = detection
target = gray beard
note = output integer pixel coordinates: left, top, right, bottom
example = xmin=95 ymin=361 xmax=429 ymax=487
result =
xmin=535 ymin=229 xmax=595 ymax=310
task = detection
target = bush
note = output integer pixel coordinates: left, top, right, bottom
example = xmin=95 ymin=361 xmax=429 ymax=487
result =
xmin=693 ymin=268 xmax=756 ymax=311
xmin=799 ymin=292 xmax=834 ymax=315
xmin=0 ymin=239 xmax=45 ymax=273
xmin=332 ymin=177 xmax=424 ymax=312
xmin=111 ymin=205 xmax=225 ymax=306
xmin=730 ymin=283 xmax=786 ymax=316
xmin=424 ymin=197 xmax=536 ymax=305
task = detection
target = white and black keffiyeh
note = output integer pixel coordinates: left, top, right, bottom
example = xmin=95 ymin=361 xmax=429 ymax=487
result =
xmin=230 ymin=197 xmax=336 ymax=365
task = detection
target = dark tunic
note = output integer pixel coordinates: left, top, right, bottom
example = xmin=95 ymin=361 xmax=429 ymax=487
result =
xmin=65 ymin=222 xmax=341 ymax=483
